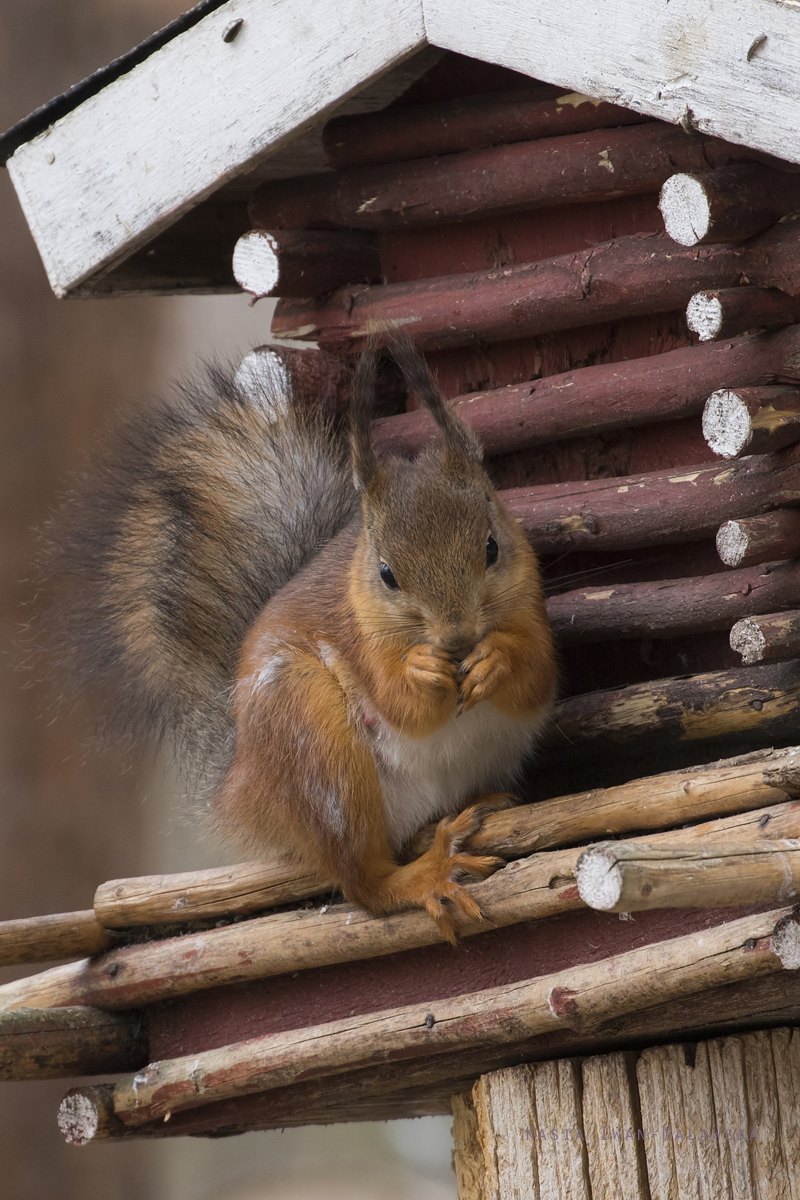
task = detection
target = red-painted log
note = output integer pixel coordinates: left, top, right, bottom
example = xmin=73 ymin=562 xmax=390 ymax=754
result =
xmin=687 ymin=287 xmax=800 ymax=343
xmin=703 ymin=386 xmax=800 ymax=459
xmin=231 ymin=229 xmax=380 ymax=299
xmin=272 ymin=223 xmax=800 ymax=353
xmin=234 ymin=345 xmax=351 ymax=416
xmin=505 ymin=444 xmax=800 ymax=555
xmin=717 ymin=510 xmax=800 ymax=569
xmin=659 ymin=164 xmax=800 ymax=247
xmin=371 ymin=325 xmax=800 ymax=460
xmin=323 ymin=88 xmax=647 ymax=170
xmin=731 ymin=610 xmax=800 ymax=666
xmin=252 ymin=123 xmax=754 ymax=232
xmin=548 ymin=559 xmax=800 ymax=643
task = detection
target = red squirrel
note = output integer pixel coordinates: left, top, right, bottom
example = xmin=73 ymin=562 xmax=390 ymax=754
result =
xmin=49 ymin=335 xmax=557 ymax=940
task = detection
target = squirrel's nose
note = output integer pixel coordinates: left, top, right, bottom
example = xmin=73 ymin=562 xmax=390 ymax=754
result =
xmin=435 ymin=622 xmax=481 ymax=661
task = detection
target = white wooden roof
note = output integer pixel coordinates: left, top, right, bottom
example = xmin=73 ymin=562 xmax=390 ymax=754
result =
xmin=7 ymin=0 xmax=800 ymax=298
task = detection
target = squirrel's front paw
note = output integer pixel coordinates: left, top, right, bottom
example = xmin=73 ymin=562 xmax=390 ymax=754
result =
xmin=402 ymin=643 xmax=458 ymax=697
xmin=458 ymin=634 xmax=512 ymax=712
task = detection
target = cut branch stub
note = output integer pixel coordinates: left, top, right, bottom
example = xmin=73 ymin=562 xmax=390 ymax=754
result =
xmin=716 ymin=510 xmax=800 ymax=569
xmin=730 ymin=609 xmax=800 ymax=666
xmin=659 ymin=164 xmax=800 ymax=247
xmin=232 ymin=229 xmax=380 ymax=300
xmin=322 ymin=87 xmax=646 ymax=171
xmin=686 ymin=287 xmax=800 ymax=342
xmin=234 ymin=345 xmax=350 ymax=417
xmin=703 ymin=386 xmax=800 ymax=458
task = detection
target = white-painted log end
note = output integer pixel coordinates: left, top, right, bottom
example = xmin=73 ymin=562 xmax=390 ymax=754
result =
xmin=234 ymin=347 xmax=291 ymax=420
xmin=659 ymin=173 xmax=711 ymax=247
xmin=576 ymin=846 xmax=623 ymax=911
xmin=232 ymin=231 xmax=281 ymax=299
xmin=730 ymin=617 xmax=766 ymax=665
xmin=58 ymin=1089 xmax=105 ymax=1145
xmin=686 ymin=292 xmax=724 ymax=342
xmin=772 ymin=912 xmax=800 ymax=970
xmin=716 ymin=520 xmax=748 ymax=568
xmin=702 ymin=389 xmax=751 ymax=458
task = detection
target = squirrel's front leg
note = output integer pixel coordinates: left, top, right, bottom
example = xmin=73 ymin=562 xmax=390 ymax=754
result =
xmin=459 ymin=614 xmax=556 ymax=718
xmin=369 ymin=640 xmax=459 ymax=737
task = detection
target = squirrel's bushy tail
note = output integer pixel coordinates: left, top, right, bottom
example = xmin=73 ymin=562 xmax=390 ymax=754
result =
xmin=43 ymin=360 xmax=357 ymax=783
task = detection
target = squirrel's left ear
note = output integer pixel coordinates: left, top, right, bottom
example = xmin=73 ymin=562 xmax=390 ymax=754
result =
xmin=389 ymin=333 xmax=483 ymax=467
xmin=349 ymin=339 xmax=380 ymax=491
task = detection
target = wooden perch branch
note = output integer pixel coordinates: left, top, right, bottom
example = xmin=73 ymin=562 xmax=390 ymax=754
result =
xmin=0 ymin=910 xmax=112 ymax=968
xmin=0 ymin=1006 xmax=147 ymax=1081
xmin=659 ymin=164 xmax=800 ymax=247
xmin=686 ymin=287 xmax=800 ymax=342
xmin=551 ymin=660 xmax=800 ymax=756
xmin=322 ymin=89 xmax=647 ymax=171
xmin=253 ymin=124 xmax=753 ymax=232
xmin=93 ymin=746 xmax=800 ymax=931
xmin=271 ymin=222 xmax=800 ymax=352
xmin=506 ymin=444 xmax=800 ymax=556
xmin=232 ymin=229 xmax=380 ymax=300
xmin=577 ymin=840 xmax=800 ymax=913
xmin=546 ymin=559 xmax=800 ymax=644
xmin=703 ymin=386 xmax=800 ymax=458
xmin=731 ymin=610 xmax=800 ymax=666
xmin=3 ymin=790 xmax=799 ymax=1014
xmin=58 ymin=1085 xmax=170 ymax=1145
xmin=104 ymin=908 xmax=797 ymax=1128
xmin=372 ymin=324 xmax=800 ymax=460
xmin=716 ymin=510 xmax=800 ymax=569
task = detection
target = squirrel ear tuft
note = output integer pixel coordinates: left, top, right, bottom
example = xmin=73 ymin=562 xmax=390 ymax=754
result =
xmin=388 ymin=332 xmax=483 ymax=466
xmin=349 ymin=336 xmax=380 ymax=491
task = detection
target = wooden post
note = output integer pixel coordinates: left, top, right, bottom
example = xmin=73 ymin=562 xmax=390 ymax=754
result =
xmin=0 ymin=1006 xmax=147 ymax=1080
xmin=582 ymin=1053 xmax=649 ymax=1200
xmin=686 ymin=287 xmax=800 ymax=342
xmin=730 ymin=610 xmax=800 ymax=665
xmin=0 ymin=910 xmax=112 ymax=967
xmin=372 ymin=324 xmax=800 ymax=460
xmin=323 ymin=88 xmax=647 ymax=170
xmin=546 ymin=559 xmax=800 ymax=644
xmin=271 ymin=222 xmax=800 ymax=352
xmin=106 ymin=908 xmax=797 ymax=1128
xmin=716 ymin=511 xmax=800 ymax=568
xmin=703 ymin=386 xmax=800 ymax=458
xmin=505 ymin=445 xmax=800 ymax=556
xmin=659 ymin=164 xmax=800 ymax=247
xmin=251 ymin=123 xmax=754 ymax=232
xmin=232 ymin=229 xmax=380 ymax=300
xmin=576 ymin=839 xmax=800 ymax=913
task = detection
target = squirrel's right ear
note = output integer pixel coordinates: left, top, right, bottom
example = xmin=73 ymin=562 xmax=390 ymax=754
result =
xmin=349 ymin=338 xmax=380 ymax=491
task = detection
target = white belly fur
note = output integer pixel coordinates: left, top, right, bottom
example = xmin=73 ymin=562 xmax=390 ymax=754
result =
xmin=369 ymin=702 xmax=548 ymax=849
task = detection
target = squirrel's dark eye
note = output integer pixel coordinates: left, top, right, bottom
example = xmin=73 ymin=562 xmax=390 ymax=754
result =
xmin=380 ymin=562 xmax=400 ymax=591
xmin=486 ymin=535 xmax=499 ymax=567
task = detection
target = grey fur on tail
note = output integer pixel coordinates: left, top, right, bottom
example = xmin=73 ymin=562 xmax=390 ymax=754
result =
xmin=42 ymin=360 xmax=357 ymax=786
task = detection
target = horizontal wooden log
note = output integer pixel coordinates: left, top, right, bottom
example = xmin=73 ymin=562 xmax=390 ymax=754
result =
xmin=546 ymin=559 xmax=800 ymax=644
xmin=551 ymin=661 xmax=800 ymax=756
xmin=659 ymin=165 xmax=800 ymax=247
xmin=58 ymin=1085 xmax=171 ymax=1145
xmin=506 ymin=445 xmax=800 ymax=556
xmin=252 ymin=123 xmax=752 ymax=232
xmin=4 ymin=797 xmax=798 ymax=1015
xmin=577 ymin=840 xmax=800 ymax=913
xmin=231 ymin=229 xmax=380 ymax=300
xmin=108 ymin=908 xmax=798 ymax=1127
xmin=234 ymin=344 xmax=350 ymax=417
xmin=0 ymin=1006 xmax=147 ymax=1081
xmin=271 ymin=222 xmax=800 ymax=352
xmin=372 ymin=325 xmax=800 ymax=460
xmin=716 ymin=510 xmax=800 ymax=569
xmin=0 ymin=910 xmax=112 ymax=968
xmin=94 ymin=861 xmax=333 ymax=929
xmin=686 ymin=287 xmax=800 ymax=343
xmin=703 ymin=386 xmax=800 ymax=458
xmin=731 ymin=610 xmax=800 ymax=667
xmin=322 ymin=88 xmax=647 ymax=170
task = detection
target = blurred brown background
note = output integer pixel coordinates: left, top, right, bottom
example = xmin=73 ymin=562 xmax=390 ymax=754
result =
xmin=0 ymin=2 xmax=456 ymax=1196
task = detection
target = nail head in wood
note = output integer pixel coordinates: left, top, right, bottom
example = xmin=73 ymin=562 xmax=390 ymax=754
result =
xmin=222 ymin=19 xmax=244 ymax=43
